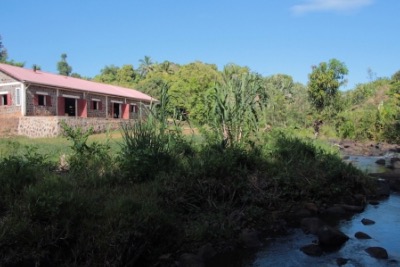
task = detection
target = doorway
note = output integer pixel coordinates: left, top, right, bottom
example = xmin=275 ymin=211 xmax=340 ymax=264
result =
xmin=113 ymin=103 xmax=120 ymax=118
xmin=65 ymin=98 xmax=76 ymax=116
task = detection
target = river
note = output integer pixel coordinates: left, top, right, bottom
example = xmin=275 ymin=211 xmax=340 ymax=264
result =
xmin=208 ymin=155 xmax=400 ymax=266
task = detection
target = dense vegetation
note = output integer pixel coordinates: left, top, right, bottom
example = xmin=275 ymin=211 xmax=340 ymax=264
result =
xmin=1 ymin=36 xmax=399 ymax=266
xmin=0 ymin=108 xmax=372 ymax=266
xmin=92 ymin=57 xmax=400 ymax=143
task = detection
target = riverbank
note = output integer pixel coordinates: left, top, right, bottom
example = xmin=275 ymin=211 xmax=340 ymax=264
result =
xmin=0 ymin=131 xmax=378 ymax=267
xmin=332 ymin=139 xmax=400 ymax=157
xmin=203 ymin=142 xmax=400 ymax=267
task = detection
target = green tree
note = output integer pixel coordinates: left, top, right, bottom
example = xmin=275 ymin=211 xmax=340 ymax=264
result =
xmin=93 ymin=65 xmax=119 ymax=84
xmin=0 ymin=35 xmax=7 ymax=62
xmin=116 ymin=64 xmax=136 ymax=87
xmin=0 ymin=35 xmax=24 ymax=67
xmin=262 ymin=74 xmax=310 ymax=127
xmin=307 ymin=59 xmax=348 ymax=113
xmin=138 ymin=56 xmax=154 ymax=79
xmin=169 ymin=61 xmax=222 ymax=123
xmin=57 ymin=53 xmax=72 ymax=76
xmin=392 ymin=70 xmax=400 ymax=82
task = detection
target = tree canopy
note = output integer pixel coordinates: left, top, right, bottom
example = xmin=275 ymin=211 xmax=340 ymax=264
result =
xmin=57 ymin=53 xmax=72 ymax=76
xmin=307 ymin=58 xmax=348 ymax=112
xmin=0 ymin=35 xmax=8 ymax=63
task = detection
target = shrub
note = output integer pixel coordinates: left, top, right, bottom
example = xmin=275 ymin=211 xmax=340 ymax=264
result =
xmin=61 ymin=122 xmax=114 ymax=184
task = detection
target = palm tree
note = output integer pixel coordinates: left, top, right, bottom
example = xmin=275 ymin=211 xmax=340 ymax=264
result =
xmin=138 ymin=56 xmax=154 ymax=79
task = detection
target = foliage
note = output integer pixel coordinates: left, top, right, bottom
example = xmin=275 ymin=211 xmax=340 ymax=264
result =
xmin=307 ymin=58 xmax=348 ymax=113
xmin=392 ymin=70 xmax=400 ymax=82
xmin=118 ymin=84 xmax=191 ymax=182
xmin=0 ymin=35 xmax=7 ymax=62
xmin=265 ymin=131 xmax=368 ymax=201
xmin=331 ymin=79 xmax=399 ymax=142
xmin=138 ymin=55 xmax=154 ymax=79
xmin=168 ymin=61 xmax=222 ymax=124
xmin=61 ymin=121 xmax=113 ymax=181
xmin=0 ymin=35 xmax=24 ymax=66
xmin=262 ymin=74 xmax=311 ymax=128
xmin=57 ymin=53 xmax=72 ymax=76
xmin=0 ymin=144 xmax=50 ymax=204
xmin=208 ymin=72 xmax=264 ymax=147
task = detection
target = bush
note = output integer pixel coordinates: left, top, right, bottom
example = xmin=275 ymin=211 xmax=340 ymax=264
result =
xmin=61 ymin=122 xmax=114 ymax=185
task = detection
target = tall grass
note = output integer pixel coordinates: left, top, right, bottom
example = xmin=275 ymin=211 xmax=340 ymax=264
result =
xmin=0 ymin=79 xmax=375 ymax=266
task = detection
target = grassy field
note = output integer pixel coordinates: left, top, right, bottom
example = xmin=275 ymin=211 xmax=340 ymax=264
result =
xmin=0 ymin=130 xmax=124 ymax=162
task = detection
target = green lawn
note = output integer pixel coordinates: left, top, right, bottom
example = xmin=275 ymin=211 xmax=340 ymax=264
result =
xmin=0 ymin=131 xmax=124 ymax=162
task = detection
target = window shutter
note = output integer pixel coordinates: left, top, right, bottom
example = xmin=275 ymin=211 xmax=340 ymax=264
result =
xmin=34 ymin=95 xmax=39 ymax=106
xmin=58 ymin=97 xmax=65 ymax=115
xmin=99 ymin=101 xmax=103 ymax=111
xmin=7 ymin=93 xmax=12 ymax=106
xmin=46 ymin=95 xmax=52 ymax=106
xmin=78 ymin=99 xmax=87 ymax=118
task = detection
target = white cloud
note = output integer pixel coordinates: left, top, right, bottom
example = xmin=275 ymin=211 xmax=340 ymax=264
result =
xmin=291 ymin=0 xmax=374 ymax=15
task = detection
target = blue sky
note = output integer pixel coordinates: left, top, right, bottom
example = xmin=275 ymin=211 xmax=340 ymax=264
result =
xmin=1 ymin=0 xmax=399 ymax=89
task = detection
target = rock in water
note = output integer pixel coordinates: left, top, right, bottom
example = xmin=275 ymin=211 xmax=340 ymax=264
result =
xmin=361 ymin=218 xmax=375 ymax=225
xmin=355 ymin=231 xmax=372 ymax=239
xmin=365 ymin=247 xmax=388 ymax=259
xmin=300 ymin=244 xmax=323 ymax=257
xmin=317 ymin=225 xmax=349 ymax=247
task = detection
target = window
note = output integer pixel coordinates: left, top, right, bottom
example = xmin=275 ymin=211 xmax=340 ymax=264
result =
xmin=35 ymin=94 xmax=52 ymax=106
xmin=1 ymin=94 xmax=7 ymax=105
xmin=15 ymin=88 xmax=21 ymax=106
xmin=92 ymin=100 xmax=102 ymax=110
xmin=38 ymin=95 xmax=46 ymax=106
xmin=130 ymin=104 xmax=138 ymax=113
xmin=0 ymin=93 xmax=11 ymax=106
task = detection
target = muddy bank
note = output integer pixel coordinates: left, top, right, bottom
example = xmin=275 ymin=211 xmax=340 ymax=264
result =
xmin=332 ymin=139 xmax=400 ymax=156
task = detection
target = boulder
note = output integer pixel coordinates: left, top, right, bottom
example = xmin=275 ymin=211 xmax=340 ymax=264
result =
xmin=295 ymin=208 xmax=312 ymax=219
xmin=369 ymin=200 xmax=380 ymax=205
xmin=388 ymin=157 xmax=400 ymax=169
xmin=353 ymin=194 xmax=367 ymax=206
xmin=239 ymin=229 xmax=262 ymax=248
xmin=389 ymin=177 xmax=400 ymax=192
xmin=355 ymin=231 xmax=372 ymax=239
xmin=365 ymin=247 xmax=388 ymax=259
xmin=179 ymin=253 xmax=204 ymax=267
xmin=361 ymin=218 xmax=375 ymax=225
xmin=375 ymin=158 xmax=386 ymax=165
xmin=336 ymin=258 xmax=349 ymax=266
xmin=197 ymin=243 xmax=216 ymax=261
xmin=375 ymin=179 xmax=390 ymax=197
xmin=321 ymin=206 xmax=347 ymax=218
xmin=341 ymin=204 xmax=364 ymax=213
xmin=300 ymin=244 xmax=323 ymax=257
xmin=317 ymin=225 xmax=349 ymax=247
xmin=390 ymin=161 xmax=400 ymax=169
xmin=304 ymin=202 xmax=319 ymax=214
xmin=300 ymin=217 xmax=325 ymax=235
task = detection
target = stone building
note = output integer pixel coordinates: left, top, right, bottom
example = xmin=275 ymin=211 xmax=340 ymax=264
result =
xmin=0 ymin=63 xmax=156 ymax=137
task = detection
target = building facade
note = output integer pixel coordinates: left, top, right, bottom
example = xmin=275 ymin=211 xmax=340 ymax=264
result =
xmin=0 ymin=63 xmax=155 ymax=137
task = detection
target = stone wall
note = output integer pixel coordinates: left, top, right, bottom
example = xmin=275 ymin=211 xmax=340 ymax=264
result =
xmin=0 ymin=76 xmax=22 ymax=116
xmin=17 ymin=117 xmax=127 ymax=138
xmin=0 ymin=117 xmax=19 ymax=136
xmin=26 ymin=86 xmax=57 ymax=116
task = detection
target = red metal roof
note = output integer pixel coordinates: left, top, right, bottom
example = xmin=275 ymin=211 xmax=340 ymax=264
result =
xmin=0 ymin=63 xmax=155 ymax=102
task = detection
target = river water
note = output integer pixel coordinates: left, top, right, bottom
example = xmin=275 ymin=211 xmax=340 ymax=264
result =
xmin=249 ymin=192 xmax=400 ymax=266
xmin=209 ymin=156 xmax=400 ymax=266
